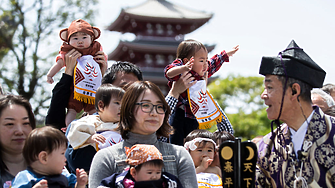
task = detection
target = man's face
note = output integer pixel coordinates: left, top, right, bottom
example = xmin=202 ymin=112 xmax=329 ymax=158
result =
xmin=311 ymin=93 xmax=328 ymax=112
xmin=261 ymin=75 xmax=291 ymax=121
xmin=112 ymin=72 xmax=139 ymax=88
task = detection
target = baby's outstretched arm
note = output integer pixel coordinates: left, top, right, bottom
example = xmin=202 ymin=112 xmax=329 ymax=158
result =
xmin=75 ymin=168 xmax=88 ymax=188
xmin=46 ymin=59 xmax=65 ymax=84
xmin=166 ymin=58 xmax=194 ymax=78
xmin=226 ymin=45 xmax=239 ymax=57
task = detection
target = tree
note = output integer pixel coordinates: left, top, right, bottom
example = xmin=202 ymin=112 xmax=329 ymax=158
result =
xmin=0 ymin=0 xmax=98 ymax=119
xmin=208 ymin=74 xmax=271 ymax=140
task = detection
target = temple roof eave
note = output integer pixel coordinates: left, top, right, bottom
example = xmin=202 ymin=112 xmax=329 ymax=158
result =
xmin=108 ymin=12 xmax=212 ymax=32
xmin=108 ymin=40 xmax=216 ymax=61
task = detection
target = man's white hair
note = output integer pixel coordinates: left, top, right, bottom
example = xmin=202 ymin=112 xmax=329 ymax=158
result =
xmin=311 ymin=88 xmax=335 ymax=107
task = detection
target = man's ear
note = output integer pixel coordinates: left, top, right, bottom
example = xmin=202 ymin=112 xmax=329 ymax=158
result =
xmin=38 ymin=151 xmax=48 ymax=165
xmin=291 ymin=83 xmax=301 ymax=99
xmin=130 ymin=167 xmax=137 ymax=181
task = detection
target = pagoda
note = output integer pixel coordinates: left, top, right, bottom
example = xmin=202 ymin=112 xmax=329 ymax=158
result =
xmin=107 ymin=0 xmax=215 ymax=94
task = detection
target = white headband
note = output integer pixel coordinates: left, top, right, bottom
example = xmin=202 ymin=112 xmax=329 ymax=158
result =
xmin=184 ymin=137 xmax=217 ymax=151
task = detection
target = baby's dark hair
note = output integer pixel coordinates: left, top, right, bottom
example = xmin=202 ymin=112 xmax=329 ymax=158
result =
xmin=23 ymin=126 xmax=67 ymax=166
xmin=131 ymin=159 xmax=164 ymax=172
xmin=184 ymin=129 xmax=216 ymax=149
xmin=213 ymin=130 xmax=235 ymax=146
xmin=176 ymin=39 xmax=207 ymax=62
xmin=95 ymin=84 xmax=125 ymax=112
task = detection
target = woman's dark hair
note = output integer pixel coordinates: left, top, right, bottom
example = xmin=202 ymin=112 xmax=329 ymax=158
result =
xmin=132 ymin=159 xmax=164 ymax=172
xmin=184 ymin=129 xmax=216 ymax=148
xmin=95 ymin=84 xmax=125 ymax=112
xmin=23 ymin=126 xmax=67 ymax=166
xmin=118 ymin=81 xmax=173 ymax=139
xmin=0 ymin=95 xmax=36 ymax=173
xmin=176 ymin=39 xmax=207 ymax=61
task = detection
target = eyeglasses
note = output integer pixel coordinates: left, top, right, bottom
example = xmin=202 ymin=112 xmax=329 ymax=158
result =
xmin=136 ymin=102 xmax=166 ymax=114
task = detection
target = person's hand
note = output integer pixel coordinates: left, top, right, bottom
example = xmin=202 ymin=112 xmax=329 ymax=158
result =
xmin=168 ymin=72 xmax=196 ymax=99
xmin=76 ymin=168 xmax=88 ymax=188
xmin=47 ymin=76 xmax=54 ymax=84
xmin=203 ymin=71 xmax=208 ymax=85
xmin=183 ymin=57 xmax=194 ymax=71
xmin=33 ymin=179 xmax=48 ymax=188
xmin=64 ymin=49 xmax=81 ymax=76
xmin=226 ymin=45 xmax=239 ymax=57
xmin=90 ymin=134 xmax=106 ymax=144
xmin=201 ymin=156 xmax=213 ymax=169
xmin=196 ymin=156 xmax=213 ymax=174
xmin=94 ymin=51 xmax=107 ymax=75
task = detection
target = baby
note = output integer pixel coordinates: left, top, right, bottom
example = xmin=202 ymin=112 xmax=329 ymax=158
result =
xmin=165 ymin=39 xmax=238 ymax=146
xmin=184 ymin=129 xmax=222 ymax=188
xmin=47 ymin=19 xmax=106 ymax=126
xmin=66 ymin=84 xmax=124 ymax=173
xmin=11 ymin=126 xmax=87 ymax=188
xmin=98 ymin=144 xmax=183 ymax=188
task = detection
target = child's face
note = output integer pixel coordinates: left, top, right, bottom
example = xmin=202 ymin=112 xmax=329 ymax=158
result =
xmin=45 ymin=145 xmax=67 ymax=175
xmin=189 ymin=141 xmax=215 ymax=168
xmin=69 ymin=32 xmax=92 ymax=49
xmin=99 ymin=97 xmax=122 ymax=123
xmin=132 ymin=164 xmax=162 ymax=182
xmin=192 ymin=48 xmax=208 ymax=77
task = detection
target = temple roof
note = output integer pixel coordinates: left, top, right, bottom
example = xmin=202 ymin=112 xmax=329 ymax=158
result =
xmin=108 ymin=39 xmax=215 ymax=61
xmin=108 ymin=0 xmax=213 ymax=33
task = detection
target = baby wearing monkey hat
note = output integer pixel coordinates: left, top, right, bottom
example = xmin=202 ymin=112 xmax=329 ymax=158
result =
xmin=47 ymin=19 xmax=106 ymax=126
xmin=98 ymin=144 xmax=184 ymax=188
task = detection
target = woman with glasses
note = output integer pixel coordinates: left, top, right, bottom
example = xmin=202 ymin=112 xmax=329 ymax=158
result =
xmin=89 ymin=81 xmax=197 ymax=188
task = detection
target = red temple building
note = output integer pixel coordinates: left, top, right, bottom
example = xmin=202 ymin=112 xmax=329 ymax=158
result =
xmin=107 ymin=0 xmax=215 ymax=94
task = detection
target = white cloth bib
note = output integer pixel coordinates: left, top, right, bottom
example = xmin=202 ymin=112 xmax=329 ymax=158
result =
xmin=187 ymin=80 xmax=223 ymax=129
xmin=73 ymin=55 xmax=102 ymax=104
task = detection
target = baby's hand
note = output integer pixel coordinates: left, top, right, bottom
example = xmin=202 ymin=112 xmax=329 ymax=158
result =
xmin=76 ymin=168 xmax=88 ymax=187
xmin=33 ymin=179 xmax=48 ymax=188
xmin=201 ymin=156 xmax=213 ymax=169
xmin=183 ymin=57 xmax=194 ymax=71
xmin=47 ymin=76 xmax=54 ymax=84
xmin=226 ymin=45 xmax=239 ymax=57
xmin=91 ymin=134 xmax=106 ymax=144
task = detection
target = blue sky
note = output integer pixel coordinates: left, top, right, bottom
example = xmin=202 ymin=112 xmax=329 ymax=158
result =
xmin=96 ymin=0 xmax=335 ymax=84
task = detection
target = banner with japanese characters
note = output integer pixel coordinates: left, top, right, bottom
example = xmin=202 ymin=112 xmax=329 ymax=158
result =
xmin=219 ymin=138 xmax=257 ymax=188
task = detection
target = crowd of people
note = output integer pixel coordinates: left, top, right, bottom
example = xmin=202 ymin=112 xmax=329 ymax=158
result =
xmin=1 ymin=18 xmax=335 ymax=188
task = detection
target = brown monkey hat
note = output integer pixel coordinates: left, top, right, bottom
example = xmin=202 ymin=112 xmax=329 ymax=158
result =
xmin=59 ymin=19 xmax=101 ymax=42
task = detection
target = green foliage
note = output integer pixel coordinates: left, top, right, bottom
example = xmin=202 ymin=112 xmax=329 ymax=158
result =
xmin=0 ymin=0 xmax=98 ymax=119
xmin=208 ymin=74 xmax=271 ymax=140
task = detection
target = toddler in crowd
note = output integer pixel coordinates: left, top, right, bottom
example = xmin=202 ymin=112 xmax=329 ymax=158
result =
xmin=47 ymin=19 xmax=106 ymax=126
xmin=165 ymin=39 xmax=238 ymax=146
xmin=98 ymin=144 xmax=183 ymax=188
xmin=184 ymin=129 xmax=222 ymax=188
xmin=11 ymin=126 xmax=87 ymax=188
xmin=66 ymin=84 xmax=124 ymax=172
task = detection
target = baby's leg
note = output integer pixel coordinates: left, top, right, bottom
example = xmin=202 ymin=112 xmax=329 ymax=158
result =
xmin=66 ymin=108 xmax=77 ymax=126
